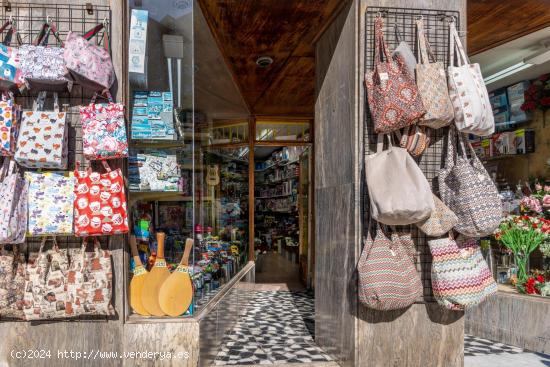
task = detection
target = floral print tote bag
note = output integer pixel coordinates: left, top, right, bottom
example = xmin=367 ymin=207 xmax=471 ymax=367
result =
xmin=80 ymin=91 xmax=128 ymax=160
xmin=0 ymin=158 xmax=27 ymax=244
xmin=64 ymin=24 xmax=115 ymax=91
xmin=0 ymin=20 xmax=24 ymax=92
xmin=14 ymin=91 xmax=68 ymax=169
xmin=25 ymin=171 xmax=75 ymax=236
xmin=66 ymin=238 xmax=114 ymax=316
xmin=0 ymin=93 xmax=21 ymax=157
xmin=74 ymin=162 xmax=128 ymax=236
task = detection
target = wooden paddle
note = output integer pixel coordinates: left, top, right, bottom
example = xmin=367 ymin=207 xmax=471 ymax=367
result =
xmin=158 ymin=238 xmax=194 ymax=317
xmin=141 ymin=232 xmax=170 ymax=316
xmin=129 ymin=235 xmax=150 ymax=316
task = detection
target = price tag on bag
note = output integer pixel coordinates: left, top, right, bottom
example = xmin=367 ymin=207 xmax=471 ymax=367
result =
xmin=379 ymin=72 xmax=389 ymax=81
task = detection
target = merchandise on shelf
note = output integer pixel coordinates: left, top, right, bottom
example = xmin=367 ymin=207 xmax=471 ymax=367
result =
xmin=131 ymin=91 xmax=176 ymax=140
xmin=128 ymin=150 xmax=181 ymax=191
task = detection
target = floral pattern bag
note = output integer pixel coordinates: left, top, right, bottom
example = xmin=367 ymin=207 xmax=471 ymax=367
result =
xmin=64 ymin=23 xmax=115 ymax=91
xmin=18 ymin=22 xmax=69 ymax=92
xmin=14 ymin=91 xmax=68 ymax=169
xmin=80 ymin=91 xmax=128 ymax=160
xmin=0 ymin=158 xmax=27 ymax=244
xmin=0 ymin=20 xmax=24 ymax=91
xmin=25 ymin=171 xmax=75 ymax=236
xmin=66 ymin=238 xmax=114 ymax=316
xmin=365 ymin=16 xmax=425 ymax=134
xmin=23 ymin=237 xmax=70 ymax=320
xmin=0 ymin=244 xmax=26 ymax=319
xmin=74 ymin=162 xmax=129 ymax=236
xmin=0 ymin=93 xmax=22 ymax=157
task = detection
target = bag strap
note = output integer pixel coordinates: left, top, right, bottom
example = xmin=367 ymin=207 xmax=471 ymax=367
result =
xmin=82 ymin=23 xmax=110 ymax=52
xmin=39 ymin=236 xmax=58 ymax=253
xmin=91 ymin=89 xmax=114 ymax=104
xmin=34 ymin=21 xmax=64 ymax=47
xmin=457 ymin=131 xmax=486 ymax=169
xmin=33 ymin=92 xmax=60 ymax=112
xmin=416 ymin=19 xmax=436 ymax=64
xmin=376 ymin=134 xmax=393 ymax=153
xmin=0 ymin=157 xmax=11 ymax=181
xmin=374 ymin=16 xmax=391 ymax=65
xmin=393 ymin=23 xmax=403 ymax=43
xmin=444 ymin=126 xmax=458 ymax=169
xmin=449 ymin=21 xmax=467 ymax=67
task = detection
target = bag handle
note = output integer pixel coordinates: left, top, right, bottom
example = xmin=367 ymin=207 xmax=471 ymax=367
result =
xmin=444 ymin=126 xmax=458 ymax=170
xmin=79 ymin=237 xmax=102 ymax=272
xmin=33 ymin=92 xmax=60 ymax=112
xmin=373 ymin=16 xmax=392 ymax=65
xmin=75 ymin=160 xmax=112 ymax=175
xmin=0 ymin=20 xmax=21 ymax=46
xmin=90 ymin=89 xmax=114 ymax=104
xmin=39 ymin=236 xmax=59 ymax=253
xmin=393 ymin=23 xmax=404 ymax=43
xmin=34 ymin=21 xmax=64 ymax=47
xmin=416 ymin=19 xmax=436 ymax=64
xmin=456 ymin=131 xmax=486 ymax=170
xmin=449 ymin=21 xmax=468 ymax=67
xmin=375 ymin=134 xmax=393 ymax=153
xmin=82 ymin=22 xmax=110 ymax=52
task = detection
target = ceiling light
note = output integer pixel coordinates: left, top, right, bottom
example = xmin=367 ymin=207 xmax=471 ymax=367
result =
xmin=484 ymin=62 xmax=533 ymax=85
xmin=256 ymin=56 xmax=273 ymax=68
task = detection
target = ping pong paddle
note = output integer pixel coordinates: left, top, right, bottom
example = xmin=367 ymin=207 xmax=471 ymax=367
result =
xmin=129 ymin=235 xmax=150 ymax=316
xmin=158 ymin=238 xmax=194 ymax=317
xmin=141 ymin=232 xmax=170 ymax=316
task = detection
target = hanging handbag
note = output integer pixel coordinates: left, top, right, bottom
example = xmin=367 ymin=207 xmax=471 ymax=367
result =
xmin=391 ymin=24 xmax=416 ymax=78
xmin=66 ymin=238 xmax=115 ymax=316
xmin=14 ymin=91 xmax=68 ymax=169
xmin=358 ymin=223 xmax=423 ymax=310
xmin=365 ymin=16 xmax=425 ymax=134
xmin=0 ymin=244 xmax=25 ymax=319
xmin=415 ymin=19 xmax=454 ymax=129
xmin=429 ymin=234 xmax=497 ymax=310
xmin=0 ymin=20 xmax=24 ymax=91
xmin=25 ymin=171 xmax=75 ymax=236
xmin=395 ymin=125 xmax=430 ymax=157
xmin=365 ymin=134 xmax=434 ymax=225
xmin=416 ymin=194 xmax=459 ymax=237
xmin=64 ymin=23 xmax=115 ymax=91
xmin=447 ymin=21 xmax=494 ymax=136
xmin=23 ymin=236 xmax=70 ymax=320
xmin=74 ymin=161 xmax=129 ymax=236
xmin=438 ymin=127 xmax=502 ymax=237
xmin=80 ymin=90 xmax=128 ymax=160
xmin=0 ymin=158 xmax=27 ymax=244
xmin=19 ymin=22 xmax=69 ymax=92
xmin=0 ymin=92 xmax=21 ymax=157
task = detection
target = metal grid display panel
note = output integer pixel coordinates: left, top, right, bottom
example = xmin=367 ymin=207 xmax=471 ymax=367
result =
xmin=363 ymin=7 xmax=460 ymax=302
xmin=0 ymin=2 xmax=117 ymax=321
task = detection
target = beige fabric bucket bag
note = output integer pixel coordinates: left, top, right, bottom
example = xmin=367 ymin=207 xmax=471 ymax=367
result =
xmin=365 ymin=135 xmax=434 ymax=225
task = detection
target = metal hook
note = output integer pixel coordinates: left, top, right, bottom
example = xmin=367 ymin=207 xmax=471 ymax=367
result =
xmin=416 ymin=15 xmax=423 ymax=20
xmin=46 ymin=15 xmax=50 ymax=24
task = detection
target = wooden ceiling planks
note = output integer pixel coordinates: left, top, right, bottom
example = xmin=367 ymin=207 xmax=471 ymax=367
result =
xmin=197 ymin=0 xmax=344 ymax=116
xmin=468 ymin=0 xmax=550 ymax=55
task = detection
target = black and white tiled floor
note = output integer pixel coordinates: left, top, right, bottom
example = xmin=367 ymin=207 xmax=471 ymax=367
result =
xmin=464 ymin=335 xmax=550 ymax=367
xmin=214 ymin=290 xmax=332 ymax=365
xmin=464 ymin=334 xmax=524 ymax=357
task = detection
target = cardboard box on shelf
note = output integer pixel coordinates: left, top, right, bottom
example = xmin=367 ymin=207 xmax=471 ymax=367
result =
xmin=471 ymin=140 xmax=485 ymax=159
xmin=489 ymin=88 xmax=508 ymax=111
xmin=507 ymin=81 xmax=530 ymax=103
xmin=491 ymin=133 xmax=510 ymax=156
xmin=513 ymin=128 xmax=535 ymax=154
xmin=481 ymin=138 xmax=493 ymax=158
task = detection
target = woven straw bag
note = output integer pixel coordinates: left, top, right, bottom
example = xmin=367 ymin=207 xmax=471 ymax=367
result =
xmin=415 ymin=19 xmax=454 ymax=129
xmin=429 ymin=234 xmax=497 ymax=310
xmin=416 ymin=194 xmax=458 ymax=237
xmin=438 ymin=127 xmax=502 ymax=237
xmin=358 ymin=223 xmax=422 ymax=310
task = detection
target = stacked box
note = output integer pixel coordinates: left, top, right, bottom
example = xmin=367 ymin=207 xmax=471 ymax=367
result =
xmin=513 ymin=129 xmax=535 ymax=154
xmin=507 ymin=81 xmax=531 ymax=123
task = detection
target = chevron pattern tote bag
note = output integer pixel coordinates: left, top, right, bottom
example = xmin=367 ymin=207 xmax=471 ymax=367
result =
xmin=358 ymin=223 xmax=422 ymax=310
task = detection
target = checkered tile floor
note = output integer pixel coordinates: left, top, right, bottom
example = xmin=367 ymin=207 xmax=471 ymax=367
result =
xmin=214 ymin=291 xmax=332 ymax=365
xmin=465 ymin=335 xmax=550 ymax=367
xmin=464 ymin=335 xmax=525 ymax=356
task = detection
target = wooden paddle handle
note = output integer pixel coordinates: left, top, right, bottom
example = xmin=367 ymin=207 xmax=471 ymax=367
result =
xmin=181 ymin=238 xmax=194 ymax=266
xmin=129 ymin=235 xmax=143 ymax=266
xmin=156 ymin=232 xmax=166 ymax=259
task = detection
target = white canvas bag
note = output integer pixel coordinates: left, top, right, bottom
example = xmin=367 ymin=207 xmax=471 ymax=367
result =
xmin=0 ymin=159 xmax=27 ymax=244
xmin=365 ymin=135 xmax=434 ymax=225
xmin=447 ymin=21 xmax=494 ymax=136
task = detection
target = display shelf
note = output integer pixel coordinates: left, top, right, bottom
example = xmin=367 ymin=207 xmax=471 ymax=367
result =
xmin=482 ymin=154 xmax=530 ymax=162
xmin=255 ymin=159 xmax=299 ymax=172
xmin=257 ymin=176 xmax=299 ymax=185
xmin=129 ymin=191 xmax=213 ymax=202
xmin=255 ymin=193 xmax=294 ymax=199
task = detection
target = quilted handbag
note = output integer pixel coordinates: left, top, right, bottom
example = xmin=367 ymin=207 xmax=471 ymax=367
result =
xmin=391 ymin=24 xmax=416 ymax=78
xmin=365 ymin=16 xmax=425 ymax=134
xmin=416 ymin=194 xmax=459 ymax=237
xmin=395 ymin=125 xmax=430 ymax=157
xmin=80 ymin=91 xmax=128 ymax=160
xmin=0 ymin=244 xmax=25 ymax=319
xmin=438 ymin=127 xmax=502 ymax=237
xmin=19 ymin=22 xmax=69 ymax=92
xmin=415 ymin=19 xmax=454 ymax=129
xmin=23 ymin=236 xmax=70 ymax=320
xmin=64 ymin=23 xmax=115 ymax=91
xmin=66 ymin=238 xmax=115 ymax=316
xmin=448 ymin=21 xmax=494 ymax=136
xmin=0 ymin=93 xmax=22 ymax=157
xmin=365 ymin=134 xmax=434 ymax=225
xmin=74 ymin=161 xmax=129 ymax=236
xmin=26 ymin=171 xmax=75 ymax=236
xmin=358 ymin=223 xmax=423 ymax=310
xmin=429 ymin=234 xmax=497 ymax=310
xmin=14 ymin=91 xmax=68 ymax=169
xmin=0 ymin=158 xmax=27 ymax=244
xmin=0 ymin=20 xmax=24 ymax=91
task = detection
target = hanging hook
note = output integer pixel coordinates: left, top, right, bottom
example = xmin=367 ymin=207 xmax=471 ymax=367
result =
xmin=46 ymin=15 xmax=51 ymax=24
xmin=416 ymin=15 xmax=423 ymax=20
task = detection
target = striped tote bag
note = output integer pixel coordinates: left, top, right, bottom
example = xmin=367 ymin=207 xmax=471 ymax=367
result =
xmin=429 ymin=234 xmax=497 ymax=311
xmin=358 ymin=224 xmax=422 ymax=310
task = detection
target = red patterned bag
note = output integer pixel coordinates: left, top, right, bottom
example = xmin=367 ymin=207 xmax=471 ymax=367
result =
xmin=74 ymin=162 xmax=128 ymax=236
xmin=365 ymin=16 xmax=425 ymax=134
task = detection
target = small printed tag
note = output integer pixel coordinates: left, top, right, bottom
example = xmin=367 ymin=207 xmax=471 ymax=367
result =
xmin=379 ymin=72 xmax=389 ymax=81
xmin=154 ymin=259 xmax=167 ymax=267
xmin=176 ymin=265 xmax=190 ymax=274
xmin=133 ymin=266 xmax=147 ymax=276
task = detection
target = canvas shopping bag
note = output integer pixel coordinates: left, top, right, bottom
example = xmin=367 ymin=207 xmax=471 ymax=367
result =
xmin=66 ymin=238 xmax=114 ymax=316
xmin=365 ymin=134 xmax=434 ymax=225
xmin=74 ymin=161 xmax=129 ymax=236
xmin=0 ymin=20 xmax=24 ymax=91
xmin=438 ymin=127 xmax=502 ymax=237
xmin=14 ymin=91 xmax=68 ymax=169
xmin=391 ymin=24 xmax=416 ymax=78
xmin=415 ymin=19 xmax=454 ymax=129
xmin=25 ymin=171 xmax=75 ymax=236
xmin=80 ymin=90 xmax=128 ymax=160
xmin=0 ymin=158 xmax=27 ymax=244
xmin=18 ymin=22 xmax=69 ymax=92
xmin=64 ymin=23 xmax=115 ymax=91
xmin=447 ymin=21 xmax=494 ymax=136
xmin=365 ymin=16 xmax=425 ymax=134
xmin=0 ymin=93 xmax=21 ymax=157
xmin=23 ymin=236 xmax=70 ymax=320
xmin=429 ymin=234 xmax=497 ymax=310
xmin=0 ymin=244 xmax=26 ymax=319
